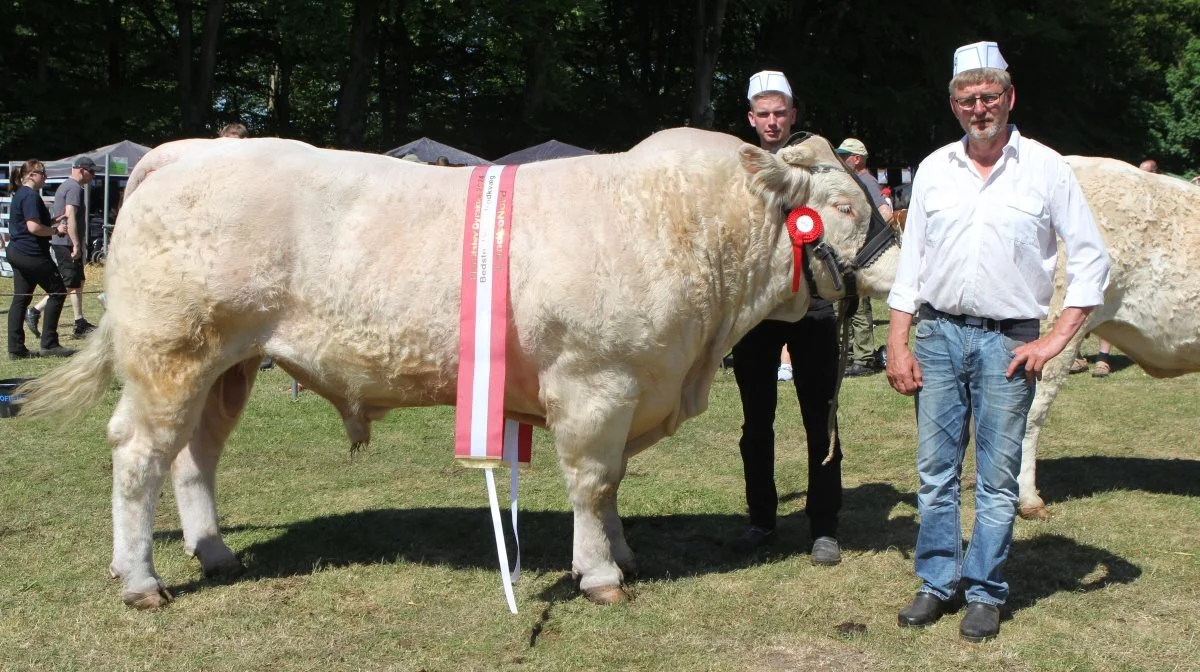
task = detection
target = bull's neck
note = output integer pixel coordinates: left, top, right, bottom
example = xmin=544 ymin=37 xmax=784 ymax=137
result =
xmin=691 ymin=173 xmax=806 ymax=352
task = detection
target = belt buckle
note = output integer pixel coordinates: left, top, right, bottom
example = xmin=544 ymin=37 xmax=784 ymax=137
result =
xmin=964 ymin=315 xmax=985 ymax=328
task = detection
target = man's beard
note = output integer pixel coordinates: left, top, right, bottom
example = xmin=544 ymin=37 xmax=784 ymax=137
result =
xmin=966 ymin=114 xmax=1005 ymax=142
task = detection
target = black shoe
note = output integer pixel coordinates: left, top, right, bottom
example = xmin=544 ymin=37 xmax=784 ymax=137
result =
xmin=39 ymin=346 xmax=77 ymax=358
xmin=25 ymin=308 xmax=41 ymax=338
xmin=9 ymin=349 xmax=39 ymax=361
xmin=730 ymin=525 xmax=775 ymax=553
xmin=898 ymin=592 xmax=949 ymax=628
xmin=72 ymin=318 xmax=97 ymax=338
xmin=844 ymin=363 xmax=875 ymax=378
xmin=959 ymin=602 xmax=1000 ymax=643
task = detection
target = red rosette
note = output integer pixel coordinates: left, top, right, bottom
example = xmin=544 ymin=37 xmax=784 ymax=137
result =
xmin=786 ymin=207 xmax=824 ymax=245
xmin=784 ymin=207 xmax=824 ymax=292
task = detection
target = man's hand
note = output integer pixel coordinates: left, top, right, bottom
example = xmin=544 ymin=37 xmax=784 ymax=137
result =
xmin=885 ymin=308 xmax=921 ymax=395
xmin=886 ymin=342 xmax=923 ymax=395
xmin=70 ymin=244 xmax=82 ymax=261
xmin=1005 ymin=306 xmax=1092 ymax=383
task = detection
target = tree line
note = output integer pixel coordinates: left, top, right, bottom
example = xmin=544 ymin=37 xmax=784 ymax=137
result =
xmin=3 ymin=0 xmax=1198 ymax=175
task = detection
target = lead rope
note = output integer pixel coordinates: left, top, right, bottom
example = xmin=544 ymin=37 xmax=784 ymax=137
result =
xmin=823 ymin=296 xmax=856 ymax=465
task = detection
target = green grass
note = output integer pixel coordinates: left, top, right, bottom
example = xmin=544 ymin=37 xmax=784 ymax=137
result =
xmin=0 ymin=283 xmax=1196 ymax=671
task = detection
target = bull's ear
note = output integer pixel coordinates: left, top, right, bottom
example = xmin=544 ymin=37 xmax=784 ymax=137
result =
xmin=777 ymin=144 xmax=818 ymax=168
xmin=738 ymin=145 xmax=775 ymax=175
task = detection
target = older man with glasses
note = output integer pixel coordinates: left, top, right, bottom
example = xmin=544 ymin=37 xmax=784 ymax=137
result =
xmin=884 ymin=41 xmax=1110 ymax=642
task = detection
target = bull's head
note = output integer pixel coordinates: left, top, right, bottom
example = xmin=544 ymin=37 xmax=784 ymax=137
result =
xmin=738 ymin=135 xmax=899 ymax=310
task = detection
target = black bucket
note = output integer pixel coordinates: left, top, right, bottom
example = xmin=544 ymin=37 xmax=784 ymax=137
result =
xmin=0 ymin=378 xmax=32 ymax=418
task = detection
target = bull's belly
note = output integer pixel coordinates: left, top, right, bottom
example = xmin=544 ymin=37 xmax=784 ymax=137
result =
xmin=1096 ymin=321 xmax=1200 ymax=377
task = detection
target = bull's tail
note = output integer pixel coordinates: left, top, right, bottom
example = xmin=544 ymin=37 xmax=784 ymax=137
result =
xmin=17 ymin=316 xmax=116 ymax=420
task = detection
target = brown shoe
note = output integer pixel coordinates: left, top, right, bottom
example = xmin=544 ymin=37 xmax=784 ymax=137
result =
xmin=1069 ymin=357 xmax=1089 ymax=374
xmin=1092 ymin=360 xmax=1111 ymax=378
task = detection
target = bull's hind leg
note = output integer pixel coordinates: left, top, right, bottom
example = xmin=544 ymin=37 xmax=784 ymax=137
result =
xmin=548 ymin=374 xmax=638 ymax=605
xmin=108 ymin=376 xmax=212 ymax=609
xmin=171 ymin=359 xmax=261 ymax=576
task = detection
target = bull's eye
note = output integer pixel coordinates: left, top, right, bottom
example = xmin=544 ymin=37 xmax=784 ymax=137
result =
xmin=836 ymin=204 xmax=852 ymax=214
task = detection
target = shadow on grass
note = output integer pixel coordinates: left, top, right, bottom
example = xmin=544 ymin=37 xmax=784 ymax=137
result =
xmin=1036 ymin=456 xmax=1200 ymax=505
xmin=160 ymin=483 xmax=1140 ymax=612
xmin=1005 ymin=533 xmax=1141 ymax=615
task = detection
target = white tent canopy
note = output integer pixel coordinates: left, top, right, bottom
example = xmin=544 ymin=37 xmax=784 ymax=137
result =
xmin=44 ymin=139 xmax=151 ymax=179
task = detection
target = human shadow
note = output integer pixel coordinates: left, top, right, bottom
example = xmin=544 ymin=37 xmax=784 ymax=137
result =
xmin=1005 ymin=533 xmax=1141 ymax=615
xmin=1035 ymin=456 xmax=1200 ymax=506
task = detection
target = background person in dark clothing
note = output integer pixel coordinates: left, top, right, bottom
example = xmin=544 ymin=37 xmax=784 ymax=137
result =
xmin=5 ymin=160 xmax=73 ymax=359
xmin=731 ymin=70 xmax=843 ymax=566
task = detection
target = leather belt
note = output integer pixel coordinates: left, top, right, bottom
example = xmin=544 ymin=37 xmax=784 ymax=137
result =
xmin=920 ymin=306 xmax=1038 ymax=341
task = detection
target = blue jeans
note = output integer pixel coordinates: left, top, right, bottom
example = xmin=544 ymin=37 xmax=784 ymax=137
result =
xmin=912 ymin=315 xmax=1034 ymax=605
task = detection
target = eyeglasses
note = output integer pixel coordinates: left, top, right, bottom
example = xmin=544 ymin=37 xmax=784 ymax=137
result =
xmin=953 ymin=88 xmax=1009 ymax=110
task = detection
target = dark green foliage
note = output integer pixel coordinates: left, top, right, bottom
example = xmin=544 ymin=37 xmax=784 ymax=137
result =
xmin=1 ymin=0 xmax=1197 ymax=172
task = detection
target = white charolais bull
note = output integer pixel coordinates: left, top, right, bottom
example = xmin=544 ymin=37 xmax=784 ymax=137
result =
xmin=1018 ymin=158 xmax=1200 ymax=518
xmin=19 ymin=129 xmax=898 ymax=609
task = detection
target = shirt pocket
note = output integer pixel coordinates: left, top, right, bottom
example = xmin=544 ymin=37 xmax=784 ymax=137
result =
xmin=998 ymin=195 xmax=1045 ymax=248
xmin=922 ymin=189 xmax=959 ymax=244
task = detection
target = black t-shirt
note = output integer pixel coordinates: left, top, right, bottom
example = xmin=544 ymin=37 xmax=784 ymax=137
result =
xmin=7 ymin=186 xmax=52 ymax=257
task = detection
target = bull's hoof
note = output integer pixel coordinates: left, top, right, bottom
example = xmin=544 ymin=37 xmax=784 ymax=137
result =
xmin=122 ymin=583 xmax=174 ymax=610
xmin=582 ymin=584 xmax=631 ymax=605
xmin=1018 ymin=504 xmax=1051 ymax=521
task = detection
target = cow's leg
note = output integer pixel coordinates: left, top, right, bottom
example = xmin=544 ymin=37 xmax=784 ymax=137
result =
xmin=1018 ymin=327 xmax=1087 ymax=520
xmin=171 ymin=359 xmax=260 ymax=576
xmin=550 ymin=382 xmax=637 ymax=605
xmin=108 ymin=377 xmax=210 ymax=609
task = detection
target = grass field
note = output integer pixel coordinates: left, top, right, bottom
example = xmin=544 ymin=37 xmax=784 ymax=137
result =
xmin=0 ymin=281 xmax=1196 ymax=671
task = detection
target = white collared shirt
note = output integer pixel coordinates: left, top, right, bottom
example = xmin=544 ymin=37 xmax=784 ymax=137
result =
xmin=887 ymin=126 xmax=1110 ymax=320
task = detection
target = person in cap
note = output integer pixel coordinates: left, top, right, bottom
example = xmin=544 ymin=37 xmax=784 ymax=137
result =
xmin=885 ymin=41 xmax=1110 ymax=642
xmin=729 ymin=70 xmax=844 ymax=567
xmin=835 ymin=137 xmax=892 ymax=377
xmin=27 ymin=155 xmax=99 ymax=339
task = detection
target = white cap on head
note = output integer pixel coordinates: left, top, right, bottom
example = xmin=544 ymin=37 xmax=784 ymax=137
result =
xmin=747 ymin=70 xmax=792 ymax=102
xmin=953 ymin=41 xmax=1008 ymax=76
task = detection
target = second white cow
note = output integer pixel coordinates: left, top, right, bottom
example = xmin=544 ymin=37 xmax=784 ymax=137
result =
xmin=1018 ymin=158 xmax=1200 ymax=518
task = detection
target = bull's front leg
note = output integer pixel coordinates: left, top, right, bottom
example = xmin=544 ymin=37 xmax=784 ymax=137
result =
xmin=1018 ymin=326 xmax=1088 ymax=520
xmin=548 ymin=378 xmax=638 ymax=605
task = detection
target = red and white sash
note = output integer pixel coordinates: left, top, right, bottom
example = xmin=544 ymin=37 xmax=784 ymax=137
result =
xmin=454 ymin=164 xmax=533 ymax=613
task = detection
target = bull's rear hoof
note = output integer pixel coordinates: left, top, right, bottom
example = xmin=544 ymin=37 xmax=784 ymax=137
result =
xmin=583 ymin=584 xmax=631 ymax=605
xmin=123 ymin=585 xmax=174 ymax=610
xmin=1018 ymin=504 xmax=1051 ymax=521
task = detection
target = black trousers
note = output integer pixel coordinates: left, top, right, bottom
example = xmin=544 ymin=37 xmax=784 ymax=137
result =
xmin=6 ymin=248 xmax=66 ymax=353
xmin=732 ymin=310 xmax=843 ymax=539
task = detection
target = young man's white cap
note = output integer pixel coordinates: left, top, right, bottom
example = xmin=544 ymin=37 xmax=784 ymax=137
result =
xmin=747 ymin=70 xmax=792 ymax=102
